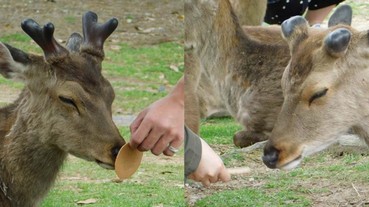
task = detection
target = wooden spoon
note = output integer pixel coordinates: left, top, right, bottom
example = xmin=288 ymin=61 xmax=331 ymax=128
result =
xmin=115 ymin=143 xmax=143 ymax=179
xmin=227 ymin=167 xmax=251 ymax=175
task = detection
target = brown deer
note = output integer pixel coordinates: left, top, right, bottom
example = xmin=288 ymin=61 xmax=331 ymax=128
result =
xmin=193 ymin=0 xmax=267 ymax=122
xmin=0 ymin=11 xmax=125 ymax=206
xmin=262 ymin=8 xmax=363 ymax=170
xmin=185 ymin=0 xmax=352 ymax=147
xmin=185 ymin=0 xmax=290 ymax=147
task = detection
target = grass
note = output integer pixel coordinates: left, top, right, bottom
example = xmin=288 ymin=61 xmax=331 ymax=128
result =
xmin=190 ymin=118 xmax=369 ymax=206
xmin=199 ymin=117 xmax=242 ymax=145
xmin=196 ymin=188 xmax=311 ymax=207
xmin=41 ymin=155 xmax=184 ymax=207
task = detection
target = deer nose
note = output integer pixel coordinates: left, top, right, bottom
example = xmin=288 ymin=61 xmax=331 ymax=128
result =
xmin=111 ymin=145 xmax=121 ymax=160
xmin=262 ymin=145 xmax=279 ymax=169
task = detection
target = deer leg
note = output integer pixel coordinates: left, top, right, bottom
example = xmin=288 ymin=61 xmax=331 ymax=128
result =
xmin=233 ymin=130 xmax=269 ymax=148
xmin=185 ymin=89 xmax=201 ymax=134
xmin=184 ymin=52 xmax=201 ymax=134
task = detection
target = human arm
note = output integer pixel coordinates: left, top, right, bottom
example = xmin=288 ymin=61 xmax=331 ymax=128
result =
xmin=185 ymin=127 xmax=231 ymax=186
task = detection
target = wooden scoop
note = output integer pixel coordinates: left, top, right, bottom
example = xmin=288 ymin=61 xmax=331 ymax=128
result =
xmin=227 ymin=167 xmax=251 ymax=175
xmin=115 ymin=143 xmax=143 ymax=179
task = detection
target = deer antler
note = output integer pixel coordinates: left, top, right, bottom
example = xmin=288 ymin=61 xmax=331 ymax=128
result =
xmin=81 ymin=11 xmax=118 ymax=58
xmin=21 ymin=19 xmax=68 ymax=61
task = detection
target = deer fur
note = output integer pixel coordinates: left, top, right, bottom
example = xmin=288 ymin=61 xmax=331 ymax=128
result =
xmin=185 ymin=0 xmax=289 ymax=147
xmin=263 ymin=7 xmax=368 ymax=170
xmin=0 ymin=12 xmax=125 ymax=206
xmin=194 ymin=0 xmax=267 ymax=121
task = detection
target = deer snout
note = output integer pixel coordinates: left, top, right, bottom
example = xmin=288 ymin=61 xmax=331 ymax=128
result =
xmin=111 ymin=145 xmax=121 ymax=161
xmin=262 ymin=144 xmax=279 ymax=169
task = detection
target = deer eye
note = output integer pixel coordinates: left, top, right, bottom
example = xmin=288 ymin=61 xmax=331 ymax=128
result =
xmin=309 ymin=88 xmax=328 ymax=106
xmin=59 ymin=96 xmax=79 ymax=112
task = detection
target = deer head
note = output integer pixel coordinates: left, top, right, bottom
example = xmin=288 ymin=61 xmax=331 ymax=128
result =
xmin=262 ymin=5 xmax=369 ymax=170
xmin=0 ymin=11 xmax=125 ymax=169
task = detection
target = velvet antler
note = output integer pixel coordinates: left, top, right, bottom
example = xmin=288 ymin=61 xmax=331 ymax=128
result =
xmin=81 ymin=11 xmax=118 ymax=58
xmin=21 ymin=19 xmax=68 ymax=61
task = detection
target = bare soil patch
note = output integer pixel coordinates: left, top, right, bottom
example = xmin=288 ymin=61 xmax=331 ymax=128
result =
xmin=0 ymin=0 xmax=183 ymax=46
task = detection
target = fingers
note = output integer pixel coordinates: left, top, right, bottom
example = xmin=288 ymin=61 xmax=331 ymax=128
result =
xmin=208 ymin=174 xmax=219 ymax=183
xmin=151 ymin=134 xmax=171 ymax=156
xmin=163 ymin=129 xmax=184 ymax=156
xmin=202 ymin=179 xmax=211 ymax=187
xmin=163 ymin=140 xmax=181 ymax=156
xmin=138 ymin=128 xmax=164 ymax=152
xmin=129 ymin=109 xmax=147 ymax=134
xmin=188 ymin=174 xmax=211 ymax=187
xmin=129 ymin=117 xmax=152 ymax=149
xmin=218 ymin=167 xmax=231 ymax=182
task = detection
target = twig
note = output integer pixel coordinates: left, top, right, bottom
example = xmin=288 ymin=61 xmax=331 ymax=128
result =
xmin=352 ymin=183 xmax=361 ymax=197
xmin=227 ymin=167 xmax=251 ymax=175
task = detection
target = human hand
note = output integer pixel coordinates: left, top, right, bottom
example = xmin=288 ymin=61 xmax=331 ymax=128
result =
xmin=188 ymin=138 xmax=231 ymax=186
xmin=129 ymin=89 xmax=184 ymax=156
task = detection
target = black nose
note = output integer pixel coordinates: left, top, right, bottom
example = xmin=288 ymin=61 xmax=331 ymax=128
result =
xmin=262 ymin=145 xmax=279 ymax=169
xmin=112 ymin=146 xmax=121 ymax=160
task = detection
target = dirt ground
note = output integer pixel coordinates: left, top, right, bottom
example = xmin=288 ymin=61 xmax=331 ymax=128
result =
xmin=0 ymin=0 xmax=184 ymax=46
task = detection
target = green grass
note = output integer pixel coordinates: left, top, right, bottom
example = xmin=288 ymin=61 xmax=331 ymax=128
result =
xmin=64 ymin=16 xmax=77 ymax=24
xmin=191 ymin=117 xmax=369 ymax=206
xmin=41 ymin=155 xmax=184 ymax=207
xmin=196 ymin=188 xmax=311 ymax=207
xmin=104 ymin=42 xmax=183 ymax=85
xmin=199 ymin=117 xmax=242 ymax=145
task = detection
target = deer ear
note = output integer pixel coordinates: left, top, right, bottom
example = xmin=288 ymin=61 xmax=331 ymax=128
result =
xmin=281 ymin=16 xmax=309 ymax=53
xmin=324 ymin=28 xmax=351 ymax=58
xmin=328 ymin=5 xmax=352 ymax=27
xmin=0 ymin=42 xmax=28 ymax=80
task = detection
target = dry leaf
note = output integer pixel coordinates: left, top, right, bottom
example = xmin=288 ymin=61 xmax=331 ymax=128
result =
xmin=76 ymin=198 xmax=97 ymax=205
xmin=177 ymin=15 xmax=184 ymax=20
xmin=169 ymin=64 xmax=179 ymax=72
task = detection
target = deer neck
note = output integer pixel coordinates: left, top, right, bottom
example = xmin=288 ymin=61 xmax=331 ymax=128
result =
xmin=0 ymin=95 xmax=67 ymax=207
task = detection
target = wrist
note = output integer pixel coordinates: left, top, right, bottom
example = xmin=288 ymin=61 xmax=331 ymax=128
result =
xmin=168 ymin=89 xmax=184 ymax=107
xmin=168 ymin=77 xmax=184 ymax=107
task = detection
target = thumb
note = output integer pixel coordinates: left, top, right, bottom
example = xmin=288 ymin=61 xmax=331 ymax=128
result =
xmin=218 ymin=167 xmax=231 ymax=182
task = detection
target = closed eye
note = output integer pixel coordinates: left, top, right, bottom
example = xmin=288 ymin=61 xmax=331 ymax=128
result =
xmin=309 ymin=88 xmax=328 ymax=106
xmin=59 ymin=96 xmax=79 ymax=113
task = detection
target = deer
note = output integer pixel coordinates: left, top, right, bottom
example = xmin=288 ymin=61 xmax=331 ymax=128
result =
xmin=0 ymin=11 xmax=125 ymax=206
xmin=192 ymin=0 xmax=267 ymax=123
xmin=184 ymin=0 xmax=352 ymax=148
xmin=262 ymin=10 xmax=367 ymax=170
